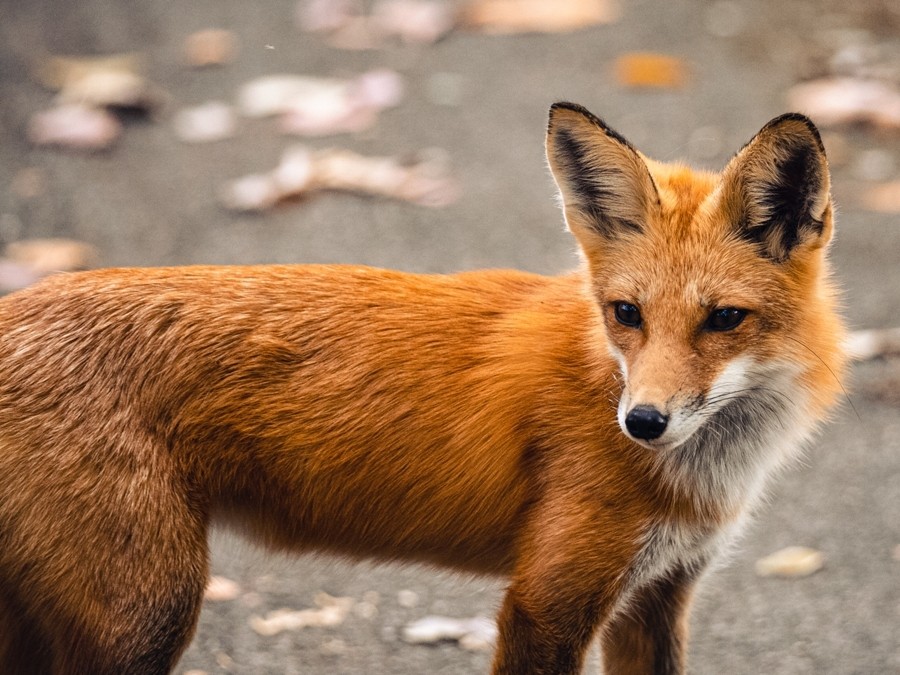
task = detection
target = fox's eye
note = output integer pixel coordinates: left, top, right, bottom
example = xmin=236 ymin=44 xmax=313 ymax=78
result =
xmin=705 ymin=307 xmax=747 ymax=331
xmin=614 ymin=302 xmax=642 ymax=328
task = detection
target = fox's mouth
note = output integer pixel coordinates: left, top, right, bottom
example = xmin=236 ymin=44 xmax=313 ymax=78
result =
xmin=620 ymin=428 xmax=687 ymax=453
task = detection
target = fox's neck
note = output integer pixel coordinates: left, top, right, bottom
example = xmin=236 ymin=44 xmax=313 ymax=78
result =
xmin=660 ymin=377 xmax=814 ymax=517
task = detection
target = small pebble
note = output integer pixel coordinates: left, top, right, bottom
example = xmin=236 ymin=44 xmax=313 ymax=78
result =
xmin=204 ymin=575 xmax=241 ymax=602
xmin=397 ymin=589 xmax=419 ymax=608
xmin=214 ymin=652 xmax=233 ymax=669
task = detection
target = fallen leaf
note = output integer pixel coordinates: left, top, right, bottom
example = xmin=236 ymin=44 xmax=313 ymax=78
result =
xmin=220 ymin=173 xmax=283 ymax=212
xmin=5 ymin=239 xmax=98 ymax=274
xmin=0 ymin=239 xmax=97 ymax=293
xmin=786 ymin=77 xmax=900 ymax=129
xmin=372 ymin=0 xmax=457 ymax=44
xmin=755 ymin=546 xmax=824 ymax=578
xmin=184 ymin=28 xmax=239 ymax=67
xmin=221 ymin=145 xmax=459 ymax=211
xmin=36 ymin=53 xmax=163 ymax=112
xmin=27 ymin=104 xmax=122 ymax=151
xmin=295 ymin=0 xmax=362 ymax=33
xmin=845 ymin=327 xmax=900 ymax=360
xmin=614 ymin=52 xmax=688 ymax=89
xmin=249 ymin=593 xmax=354 ymax=636
xmin=324 ymin=16 xmax=386 ymax=50
xmin=34 ymin=53 xmax=142 ymax=91
xmin=297 ymin=0 xmax=454 ymax=48
xmin=402 ymin=615 xmax=497 ymax=650
xmin=461 ymin=0 xmax=619 ymax=34
xmin=237 ymin=70 xmax=402 ymax=136
xmin=173 ymin=101 xmax=237 ymax=143
xmin=0 ymin=260 xmax=45 ymax=293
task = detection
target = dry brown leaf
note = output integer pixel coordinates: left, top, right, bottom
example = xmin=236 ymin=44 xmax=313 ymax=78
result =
xmin=786 ymin=78 xmax=900 ymax=129
xmin=5 ymin=239 xmax=98 ymax=274
xmin=249 ymin=593 xmax=354 ymax=636
xmin=402 ymin=615 xmax=497 ymax=650
xmin=34 ymin=53 xmax=142 ymax=91
xmin=845 ymin=327 xmax=900 ymax=360
xmin=35 ymin=53 xmax=162 ymax=112
xmin=237 ymin=70 xmax=402 ymax=135
xmin=0 ymin=261 xmax=45 ymax=293
xmin=184 ymin=28 xmax=239 ymax=67
xmin=27 ymin=104 xmax=122 ymax=151
xmin=614 ymin=52 xmax=688 ymax=89
xmin=755 ymin=546 xmax=824 ymax=578
xmin=295 ymin=0 xmax=362 ymax=33
xmin=372 ymin=0 xmax=457 ymax=44
xmin=461 ymin=0 xmax=618 ymax=34
xmin=222 ymin=145 xmax=459 ymax=211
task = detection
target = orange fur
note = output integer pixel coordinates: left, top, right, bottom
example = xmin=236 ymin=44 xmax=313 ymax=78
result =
xmin=0 ymin=104 xmax=846 ymax=674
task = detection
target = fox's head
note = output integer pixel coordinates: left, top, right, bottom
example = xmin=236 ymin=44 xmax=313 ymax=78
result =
xmin=547 ymin=103 xmax=847 ymax=459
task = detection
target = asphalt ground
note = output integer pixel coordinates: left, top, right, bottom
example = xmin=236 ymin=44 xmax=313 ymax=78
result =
xmin=0 ymin=1 xmax=899 ymax=673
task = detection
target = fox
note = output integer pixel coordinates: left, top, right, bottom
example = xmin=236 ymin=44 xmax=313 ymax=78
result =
xmin=0 ymin=102 xmax=847 ymax=675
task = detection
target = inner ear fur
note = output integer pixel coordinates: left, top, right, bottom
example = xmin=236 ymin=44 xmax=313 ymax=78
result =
xmin=720 ymin=113 xmax=831 ymax=262
xmin=546 ymin=102 xmax=659 ymax=242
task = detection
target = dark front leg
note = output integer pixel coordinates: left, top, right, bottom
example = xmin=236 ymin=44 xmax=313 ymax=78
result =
xmin=492 ymin=584 xmax=605 ymax=675
xmin=600 ymin=565 xmax=701 ymax=675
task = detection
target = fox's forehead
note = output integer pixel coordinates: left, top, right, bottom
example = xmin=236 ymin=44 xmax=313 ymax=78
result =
xmin=645 ymin=159 xmax=720 ymax=233
xmin=596 ymin=224 xmax=777 ymax=309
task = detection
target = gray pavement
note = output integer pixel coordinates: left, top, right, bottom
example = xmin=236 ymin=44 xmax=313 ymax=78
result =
xmin=1 ymin=0 xmax=899 ymax=673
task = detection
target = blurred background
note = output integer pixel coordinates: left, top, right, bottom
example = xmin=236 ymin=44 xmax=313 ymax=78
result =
xmin=0 ymin=0 xmax=898 ymax=673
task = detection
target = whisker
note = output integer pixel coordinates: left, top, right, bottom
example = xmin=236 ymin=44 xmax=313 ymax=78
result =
xmin=783 ymin=335 xmax=860 ymax=423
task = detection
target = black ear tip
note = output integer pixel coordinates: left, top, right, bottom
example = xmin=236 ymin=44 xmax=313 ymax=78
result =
xmin=762 ymin=112 xmax=825 ymax=153
xmin=548 ymin=102 xmax=597 ymax=131
xmin=550 ymin=101 xmax=593 ymax=116
xmin=547 ymin=103 xmax=634 ymax=150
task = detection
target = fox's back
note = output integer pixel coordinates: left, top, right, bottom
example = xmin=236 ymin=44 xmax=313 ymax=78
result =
xmin=0 ymin=265 xmax=620 ymax=572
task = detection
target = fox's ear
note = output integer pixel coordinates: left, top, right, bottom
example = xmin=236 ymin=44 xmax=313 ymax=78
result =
xmin=720 ymin=113 xmax=831 ymax=262
xmin=546 ymin=103 xmax=659 ymax=244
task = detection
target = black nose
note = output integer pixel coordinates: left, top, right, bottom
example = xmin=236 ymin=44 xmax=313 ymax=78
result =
xmin=625 ymin=405 xmax=669 ymax=441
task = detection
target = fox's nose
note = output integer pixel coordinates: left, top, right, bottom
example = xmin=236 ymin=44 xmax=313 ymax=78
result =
xmin=625 ymin=405 xmax=669 ymax=441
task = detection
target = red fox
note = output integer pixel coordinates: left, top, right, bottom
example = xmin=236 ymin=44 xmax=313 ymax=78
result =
xmin=0 ymin=102 xmax=847 ymax=674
